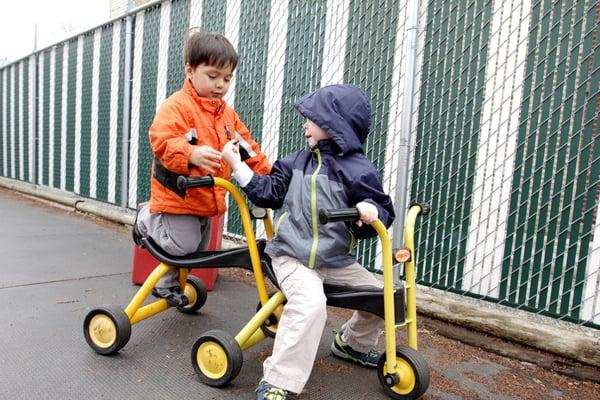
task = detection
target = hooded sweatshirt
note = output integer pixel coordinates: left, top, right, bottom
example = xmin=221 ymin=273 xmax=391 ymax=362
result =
xmin=241 ymin=84 xmax=395 ymax=269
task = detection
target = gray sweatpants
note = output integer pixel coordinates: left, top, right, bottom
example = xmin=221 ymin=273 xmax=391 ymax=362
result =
xmin=136 ymin=203 xmax=212 ymax=288
xmin=263 ymin=255 xmax=384 ymax=394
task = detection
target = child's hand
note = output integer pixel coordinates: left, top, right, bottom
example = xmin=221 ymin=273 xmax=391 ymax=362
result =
xmin=222 ymin=140 xmax=242 ymax=170
xmin=355 ymin=201 xmax=378 ymax=227
xmin=189 ymin=145 xmax=222 ymax=174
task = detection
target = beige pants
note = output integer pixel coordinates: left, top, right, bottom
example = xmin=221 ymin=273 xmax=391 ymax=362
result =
xmin=263 ymin=255 xmax=384 ymax=394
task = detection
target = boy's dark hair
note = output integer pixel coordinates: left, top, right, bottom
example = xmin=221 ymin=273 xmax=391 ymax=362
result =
xmin=184 ymin=28 xmax=238 ymax=70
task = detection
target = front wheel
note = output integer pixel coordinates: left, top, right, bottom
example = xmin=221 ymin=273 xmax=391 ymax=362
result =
xmin=179 ymin=275 xmax=208 ymax=314
xmin=83 ymin=305 xmax=131 ymax=355
xmin=377 ymin=346 xmax=430 ymax=399
xmin=191 ymin=329 xmax=243 ymax=387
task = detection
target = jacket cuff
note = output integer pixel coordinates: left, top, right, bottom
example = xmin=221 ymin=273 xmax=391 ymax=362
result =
xmin=232 ymin=162 xmax=254 ymax=187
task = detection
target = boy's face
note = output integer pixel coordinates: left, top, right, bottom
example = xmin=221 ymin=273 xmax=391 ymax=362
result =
xmin=186 ymin=63 xmax=234 ymax=98
xmin=303 ymin=119 xmax=330 ymax=147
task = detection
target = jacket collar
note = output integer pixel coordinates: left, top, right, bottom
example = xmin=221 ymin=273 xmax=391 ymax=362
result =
xmin=183 ymin=79 xmax=225 ymax=115
xmin=310 ymin=139 xmax=343 ymax=155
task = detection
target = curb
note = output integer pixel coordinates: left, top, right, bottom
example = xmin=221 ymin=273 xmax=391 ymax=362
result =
xmin=1 ymin=176 xmax=598 ymax=369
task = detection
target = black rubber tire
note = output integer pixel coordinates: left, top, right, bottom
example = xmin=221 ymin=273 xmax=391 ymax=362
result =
xmin=191 ymin=329 xmax=243 ymax=387
xmin=83 ymin=305 xmax=132 ymax=355
xmin=377 ymin=345 xmax=430 ymax=399
xmin=178 ymin=275 xmax=208 ymax=314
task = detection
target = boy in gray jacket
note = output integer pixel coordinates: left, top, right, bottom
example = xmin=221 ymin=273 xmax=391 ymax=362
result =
xmin=222 ymin=84 xmax=395 ymax=400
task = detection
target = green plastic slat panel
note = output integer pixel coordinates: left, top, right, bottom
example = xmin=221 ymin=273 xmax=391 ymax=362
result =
xmin=14 ymin=63 xmax=21 ymax=179
xmin=42 ymin=50 xmax=51 ymax=186
xmin=22 ymin=59 xmax=29 ymax=181
xmin=500 ymin=0 xmax=599 ymax=324
xmin=278 ymin=0 xmax=326 ymax=156
xmin=226 ymin=0 xmax=272 ymax=237
xmin=136 ymin=6 xmax=161 ymax=204
xmin=6 ymin=66 xmax=12 ymax=178
xmin=166 ymin=0 xmax=190 ymax=96
xmin=96 ymin=25 xmax=114 ymax=202
xmin=79 ymin=34 xmax=94 ymax=196
xmin=53 ymin=46 xmax=63 ymax=188
xmin=66 ymin=39 xmax=78 ymax=192
xmin=202 ymin=0 xmax=226 ymax=32
xmin=344 ymin=0 xmax=400 ymax=271
xmin=411 ymin=0 xmax=493 ymax=287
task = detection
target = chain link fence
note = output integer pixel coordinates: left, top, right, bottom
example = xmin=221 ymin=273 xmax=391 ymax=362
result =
xmin=0 ymin=0 xmax=598 ymax=330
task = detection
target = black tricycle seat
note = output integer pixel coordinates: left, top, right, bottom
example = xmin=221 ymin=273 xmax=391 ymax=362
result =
xmin=133 ymin=224 xmax=264 ymax=272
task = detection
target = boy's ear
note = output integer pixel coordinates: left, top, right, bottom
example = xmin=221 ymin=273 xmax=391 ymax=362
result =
xmin=185 ymin=63 xmax=193 ymax=78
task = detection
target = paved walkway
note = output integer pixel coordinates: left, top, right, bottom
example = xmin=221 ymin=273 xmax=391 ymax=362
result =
xmin=1 ymin=187 xmax=598 ymax=400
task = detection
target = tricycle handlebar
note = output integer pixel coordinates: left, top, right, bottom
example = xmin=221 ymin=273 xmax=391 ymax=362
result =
xmin=318 ymin=208 xmax=360 ymax=224
xmin=176 ymin=175 xmax=215 ymax=192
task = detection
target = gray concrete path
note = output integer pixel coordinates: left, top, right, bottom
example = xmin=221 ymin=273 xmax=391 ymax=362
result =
xmin=0 ymin=188 xmax=598 ymax=400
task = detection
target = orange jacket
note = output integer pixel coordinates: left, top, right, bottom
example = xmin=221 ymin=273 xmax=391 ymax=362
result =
xmin=148 ymin=79 xmax=271 ymax=216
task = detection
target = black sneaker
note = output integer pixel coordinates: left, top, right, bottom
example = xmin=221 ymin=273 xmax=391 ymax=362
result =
xmin=152 ymin=286 xmax=189 ymax=308
xmin=331 ymin=331 xmax=381 ymax=368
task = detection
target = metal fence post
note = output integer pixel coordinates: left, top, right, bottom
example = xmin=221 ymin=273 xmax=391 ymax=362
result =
xmin=392 ymin=0 xmax=421 ymax=283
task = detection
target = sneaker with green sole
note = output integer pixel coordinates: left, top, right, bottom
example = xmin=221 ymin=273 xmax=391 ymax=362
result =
xmin=331 ymin=331 xmax=381 ymax=368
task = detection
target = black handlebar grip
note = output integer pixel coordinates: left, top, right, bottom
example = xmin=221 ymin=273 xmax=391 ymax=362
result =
xmin=318 ymin=208 xmax=360 ymax=224
xmin=176 ymin=175 xmax=215 ymax=192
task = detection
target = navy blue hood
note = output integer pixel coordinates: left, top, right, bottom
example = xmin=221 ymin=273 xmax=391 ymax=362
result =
xmin=294 ymin=84 xmax=371 ymax=155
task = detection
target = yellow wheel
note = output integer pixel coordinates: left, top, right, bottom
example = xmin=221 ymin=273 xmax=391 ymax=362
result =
xmin=83 ymin=305 xmax=131 ymax=355
xmin=377 ymin=346 xmax=430 ymax=399
xmin=191 ymin=329 xmax=243 ymax=387
xmin=179 ymin=275 xmax=207 ymax=314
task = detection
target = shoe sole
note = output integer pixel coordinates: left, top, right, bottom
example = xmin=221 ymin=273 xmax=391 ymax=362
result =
xmin=330 ymin=342 xmax=377 ymax=368
xmin=151 ymin=289 xmax=189 ymax=308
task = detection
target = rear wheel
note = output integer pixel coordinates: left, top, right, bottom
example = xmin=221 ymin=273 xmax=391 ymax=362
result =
xmin=191 ymin=329 xmax=243 ymax=387
xmin=377 ymin=346 xmax=430 ymax=399
xmin=179 ymin=275 xmax=207 ymax=314
xmin=83 ymin=305 xmax=131 ymax=355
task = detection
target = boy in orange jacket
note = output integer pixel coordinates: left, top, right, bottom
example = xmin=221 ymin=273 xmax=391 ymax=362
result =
xmin=136 ymin=29 xmax=270 ymax=307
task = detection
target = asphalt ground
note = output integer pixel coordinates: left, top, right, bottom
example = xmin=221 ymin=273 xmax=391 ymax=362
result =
xmin=1 ymin=187 xmax=599 ymax=400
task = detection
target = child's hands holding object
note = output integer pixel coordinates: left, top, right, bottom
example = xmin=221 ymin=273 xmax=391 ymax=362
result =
xmin=355 ymin=201 xmax=378 ymax=227
xmin=189 ymin=145 xmax=222 ymax=174
xmin=222 ymin=139 xmax=242 ymax=170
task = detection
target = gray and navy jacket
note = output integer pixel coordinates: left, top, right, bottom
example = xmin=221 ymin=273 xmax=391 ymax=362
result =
xmin=242 ymin=84 xmax=395 ymax=269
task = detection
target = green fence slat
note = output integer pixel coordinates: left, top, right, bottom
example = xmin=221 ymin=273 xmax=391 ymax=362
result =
xmin=166 ymin=0 xmax=189 ymax=96
xmin=278 ymin=0 xmax=326 ymax=157
xmin=226 ymin=0 xmax=272 ymax=236
xmin=66 ymin=39 xmax=78 ymax=192
xmin=96 ymin=26 xmax=114 ymax=202
xmin=344 ymin=0 xmax=399 ymax=270
xmin=22 ymin=59 xmax=29 ymax=181
xmin=14 ymin=63 xmax=21 ymax=179
xmin=53 ymin=46 xmax=63 ymax=188
xmin=518 ymin=0 xmax=562 ymax=306
xmin=136 ymin=6 xmax=161 ymax=204
xmin=202 ymin=0 xmax=226 ymax=32
xmin=413 ymin=0 xmax=492 ymax=288
xmin=79 ymin=34 xmax=94 ymax=196
xmin=42 ymin=50 xmax=51 ymax=186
